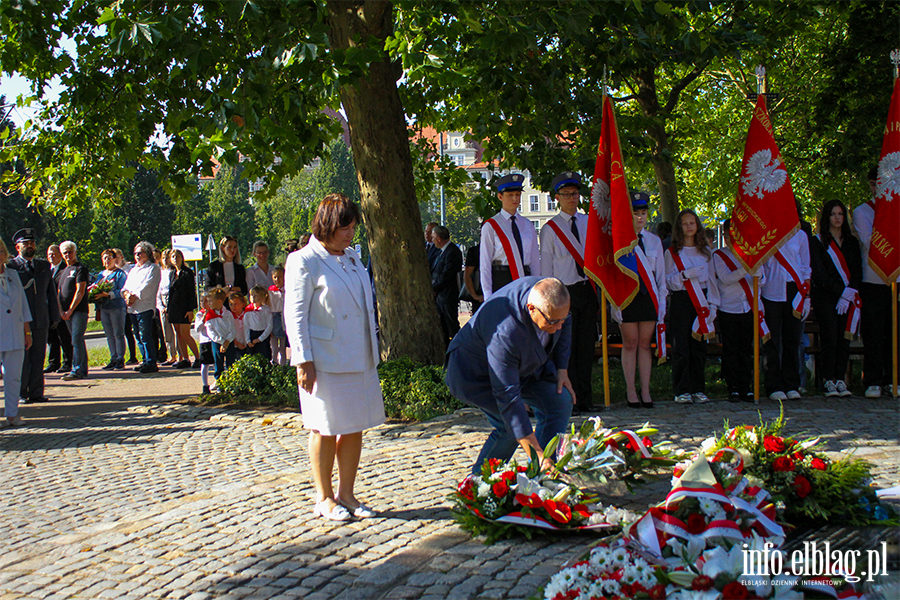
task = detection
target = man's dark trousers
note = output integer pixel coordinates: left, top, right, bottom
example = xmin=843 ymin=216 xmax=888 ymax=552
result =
xmin=567 ymin=281 xmax=598 ymax=410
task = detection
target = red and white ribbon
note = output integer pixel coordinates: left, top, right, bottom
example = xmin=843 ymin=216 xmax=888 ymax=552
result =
xmin=775 ymin=250 xmax=810 ymax=319
xmin=669 ymin=248 xmax=715 ymax=340
xmin=715 ymin=249 xmax=771 ymax=342
xmin=636 ymin=247 xmax=667 ymax=363
xmin=487 ymin=217 xmax=525 ymax=280
xmin=825 ymin=238 xmax=862 ymax=339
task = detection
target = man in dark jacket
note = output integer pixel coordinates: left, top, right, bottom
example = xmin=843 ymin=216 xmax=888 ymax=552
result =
xmin=8 ymin=229 xmax=60 ymax=403
xmin=430 ymin=225 xmax=463 ymax=344
xmin=445 ymin=276 xmax=574 ymax=474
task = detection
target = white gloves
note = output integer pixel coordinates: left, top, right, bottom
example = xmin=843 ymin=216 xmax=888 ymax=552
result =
xmin=611 ymin=307 xmax=623 ymax=324
xmin=840 ymin=287 xmax=857 ymax=302
xmin=801 ymin=301 xmax=811 ymax=320
xmin=682 ymin=267 xmax=701 ymax=280
xmin=836 ymin=297 xmax=850 ymax=315
xmin=707 ymin=305 xmax=717 ymax=323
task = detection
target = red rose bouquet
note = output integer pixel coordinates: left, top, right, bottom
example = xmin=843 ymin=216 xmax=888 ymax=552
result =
xmin=450 ymin=456 xmax=639 ymax=544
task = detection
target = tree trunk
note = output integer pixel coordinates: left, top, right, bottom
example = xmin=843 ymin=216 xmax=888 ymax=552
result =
xmin=327 ymin=0 xmax=445 ymax=365
xmin=633 ymin=67 xmax=679 ymax=223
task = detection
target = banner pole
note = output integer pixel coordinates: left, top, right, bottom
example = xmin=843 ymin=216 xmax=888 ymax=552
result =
xmin=753 ymin=276 xmax=760 ymax=403
xmin=602 ymin=293 xmax=610 ymax=408
xmin=893 ymin=282 xmax=898 ymax=398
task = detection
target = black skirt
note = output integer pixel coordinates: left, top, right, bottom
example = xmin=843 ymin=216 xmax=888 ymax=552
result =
xmin=621 ymin=291 xmax=657 ymax=323
xmin=198 ymin=342 xmax=215 ymax=365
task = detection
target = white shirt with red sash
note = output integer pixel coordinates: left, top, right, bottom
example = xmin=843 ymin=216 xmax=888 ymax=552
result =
xmin=539 ymin=212 xmax=588 ymax=285
xmin=665 ymin=246 xmax=720 ymax=340
xmin=713 ymin=247 xmax=771 ymax=342
xmin=479 ymin=209 xmax=540 ymax=299
xmin=761 ymin=230 xmax=811 ymax=317
xmin=853 ymin=199 xmax=900 ymax=285
xmin=199 ymin=307 xmax=236 ymax=346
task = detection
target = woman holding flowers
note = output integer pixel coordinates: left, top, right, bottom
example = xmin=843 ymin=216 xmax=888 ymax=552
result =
xmin=284 ymin=193 xmax=384 ymax=522
xmin=810 ymin=199 xmax=861 ymax=398
xmin=93 ymin=249 xmax=128 ymax=370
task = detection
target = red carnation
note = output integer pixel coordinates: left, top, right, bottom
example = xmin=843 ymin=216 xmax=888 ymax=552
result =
xmin=543 ymin=499 xmax=572 ymax=524
xmin=722 ymin=581 xmax=749 ymax=599
xmin=773 ymin=456 xmax=795 ymax=472
xmin=763 ymin=435 xmax=787 ymax=453
xmin=811 ymin=457 xmax=827 ymax=470
xmin=642 ymin=436 xmax=653 ymax=448
xmin=488 ymin=458 xmax=502 ymax=470
xmin=492 ymin=480 xmax=509 ymax=497
xmin=648 ymin=584 xmax=666 ymax=599
xmin=686 ymin=513 xmax=707 ymax=534
xmin=457 ymin=478 xmax=475 ymax=501
xmin=792 ymin=451 xmax=804 ymax=461
xmin=500 ymin=470 xmax=516 ymax=482
xmin=692 ymin=575 xmax=714 ymax=591
xmin=515 ymin=493 xmax=543 ymax=508
xmin=793 ymin=475 xmax=812 ymax=498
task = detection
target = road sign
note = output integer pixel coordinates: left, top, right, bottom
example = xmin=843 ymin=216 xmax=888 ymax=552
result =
xmin=171 ymin=234 xmax=204 ymax=261
xmin=205 ymin=234 xmax=217 ymax=251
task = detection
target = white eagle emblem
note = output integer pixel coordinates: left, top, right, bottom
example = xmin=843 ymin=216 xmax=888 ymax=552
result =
xmin=876 ymin=151 xmax=900 ymax=201
xmin=591 ymin=178 xmax=612 ymax=235
xmin=740 ymin=149 xmax=788 ymax=199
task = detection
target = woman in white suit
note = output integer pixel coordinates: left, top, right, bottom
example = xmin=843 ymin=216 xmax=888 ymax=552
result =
xmin=284 ymin=194 xmax=384 ymax=521
xmin=0 ymin=239 xmax=33 ymax=428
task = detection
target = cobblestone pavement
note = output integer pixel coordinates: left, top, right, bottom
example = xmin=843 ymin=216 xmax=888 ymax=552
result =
xmin=0 ymin=369 xmax=898 ymax=600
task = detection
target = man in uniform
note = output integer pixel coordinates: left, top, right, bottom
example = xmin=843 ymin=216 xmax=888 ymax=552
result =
xmin=479 ymin=173 xmax=540 ymax=300
xmin=8 ymin=229 xmax=60 ymax=403
xmin=446 ymin=277 xmax=574 ymax=474
xmin=539 ymin=172 xmax=598 ymax=413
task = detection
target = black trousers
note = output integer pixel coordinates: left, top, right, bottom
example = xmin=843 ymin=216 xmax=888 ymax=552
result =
xmin=860 ymin=282 xmax=897 ymax=387
xmin=20 ymin=327 xmax=48 ymax=400
xmin=436 ymin=294 xmax=461 ymax=344
xmin=718 ymin=311 xmax=752 ymax=395
xmin=813 ymin=297 xmax=850 ymax=382
xmin=763 ymin=283 xmax=802 ymax=394
xmin=567 ymin=281 xmax=599 ymax=410
xmin=123 ymin=312 xmax=138 ymax=361
xmin=47 ymin=322 xmax=73 ymax=369
xmin=669 ymin=291 xmax=708 ymax=395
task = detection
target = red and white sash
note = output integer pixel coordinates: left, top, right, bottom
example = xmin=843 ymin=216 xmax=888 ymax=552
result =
xmin=774 ymin=250 xmax=810 ymax=319
xmin=203 ymin=308 xmax=223 ymax=323
xmin=487 ymin=217 xmax=525 ymax=280
xmin=545 ymin=219 xmax=585 ymax=272
xmin=715 ymin=249 xmax=771 ymax=343
xmin=668 ymin=249 xmax=715 ymax=341
xmin=824 ymin=237 xmax=862 ymax=339
xmin=635 ymin=247 xmax=667 ymax=363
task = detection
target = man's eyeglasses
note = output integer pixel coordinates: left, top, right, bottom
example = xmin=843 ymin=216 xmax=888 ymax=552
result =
xmin=557 ymin=192 xmax=579 ymax=199
xmin=531 ymin=305 xmax=567 ymax=326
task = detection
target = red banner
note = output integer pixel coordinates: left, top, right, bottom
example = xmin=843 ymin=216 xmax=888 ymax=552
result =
xmin=584 ymin=95 xmax=639 ymax=310
xmin=870 ymin=77 xmax=900 ymax=283
xmin=729 ymin=95 xmax=799 ymax=274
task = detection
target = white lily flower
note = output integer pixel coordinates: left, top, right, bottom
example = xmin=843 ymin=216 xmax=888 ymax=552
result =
xmin=700 ymin=437 xmax=718 ymax=455
xmin=665 ymin=537 xmax=705 ymax=567
xmin=699 ymin=545 xmax=743 ymax=579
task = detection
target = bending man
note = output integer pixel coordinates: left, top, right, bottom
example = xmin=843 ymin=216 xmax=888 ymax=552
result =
xmin=445 ymin=277 xmax=574 ymax=474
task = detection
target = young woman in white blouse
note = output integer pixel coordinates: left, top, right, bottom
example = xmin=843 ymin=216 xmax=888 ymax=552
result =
xmin=665 ymin=209 xmax=720 ymax=404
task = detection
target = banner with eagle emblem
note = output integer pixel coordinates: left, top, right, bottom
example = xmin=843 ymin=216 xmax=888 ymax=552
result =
xmin=729 ymin=94 xmax=799 ymax=274
xmin=869 ymin=76 xmax=900 ymax=283
xmin=584 ymin=94 xmax=639 ymax=310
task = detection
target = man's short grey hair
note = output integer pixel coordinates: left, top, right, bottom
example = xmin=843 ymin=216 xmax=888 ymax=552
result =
xmin=432 ymin=226 xmax=450 ymax=241
xmin=134 ymin=241 xmax=156 ymax=263
xmin=527 ymin=278 xmax=570 ymax=311
xmin=48 ymin=244 xmax=60 ymax=252
xmin=60 ymin=240 xmax=77 ymax=254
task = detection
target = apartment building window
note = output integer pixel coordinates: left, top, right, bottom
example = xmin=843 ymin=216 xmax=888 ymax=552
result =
xmin=532 ymin=220 xmax=540 ymax=232
xmin=546 ymin=195 xmax=557 ymax=211
xmin=529 ymin=195 xmax=539 ymax=212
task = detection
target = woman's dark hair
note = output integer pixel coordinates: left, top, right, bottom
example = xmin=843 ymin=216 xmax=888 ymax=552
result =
xmin=101 ymin=248 xmax=117 ymax=262
xmin=671 ymin=209 xmax=711 ymax=260
xmin=818 ymin=199 xmax=853 ymax=248
xmin=311 ymin=193 xmax=361 ymax=242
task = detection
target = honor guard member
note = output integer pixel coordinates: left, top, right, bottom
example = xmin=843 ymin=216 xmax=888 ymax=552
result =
xmin=480 ymin=173 xmax=541 ymax=300
xmin=540 ymin=171 xmax=598 ymax=412
xmin=8 ymin=228 xmax=60 ymax=403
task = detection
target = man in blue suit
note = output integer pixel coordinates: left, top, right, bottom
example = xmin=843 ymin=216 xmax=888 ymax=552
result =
xmin=445 ymin=277 xmax=575 ymax=474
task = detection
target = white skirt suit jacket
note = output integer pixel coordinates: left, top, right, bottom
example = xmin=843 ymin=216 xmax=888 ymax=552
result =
xmin=284 ymin=235 xmax=384 ymax=435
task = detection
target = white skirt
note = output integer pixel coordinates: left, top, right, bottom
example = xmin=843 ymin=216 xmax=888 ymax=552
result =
xmin=299 ymin=367 xmax=385 ymax=436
